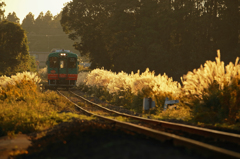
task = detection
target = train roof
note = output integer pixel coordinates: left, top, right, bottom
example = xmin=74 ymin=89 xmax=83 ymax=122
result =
xmin=48 ymin=51 xmax=78 ymax=58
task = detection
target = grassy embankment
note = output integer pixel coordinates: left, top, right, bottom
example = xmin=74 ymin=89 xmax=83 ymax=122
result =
xmin=0 ymin=72 xmax=94 ymax=137
xmin=77 ymin=51 xmax=240 ymax=130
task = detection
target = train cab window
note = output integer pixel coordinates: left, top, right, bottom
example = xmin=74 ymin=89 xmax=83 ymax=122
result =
xmin=68 ymin=57 xmax=77 ymax=68
xmin=60 ymin=60 xmax=65 ymax=68
xmin=49 ymin=57 xmax=58 ymax=68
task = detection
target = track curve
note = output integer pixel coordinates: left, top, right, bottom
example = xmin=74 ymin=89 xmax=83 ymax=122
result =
xmin=57 ymin=90 xmax=240 ymax=159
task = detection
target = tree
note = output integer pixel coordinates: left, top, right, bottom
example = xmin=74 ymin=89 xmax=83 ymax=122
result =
xmin=28 ymin=55 xmax=37 ymax=72
xmin=61 ymin=0 xmax=112 ymax=70
xmin=42 ymin=11 xmax=53 ymax=34
xmin=43 ymin=10 xmax=53 ymax=23
xmin=33 ymin=12 xmax=44 ymax=34
xmin=0 ymin=1 xmax=5 ymax=21
xmin=61 ymin=0 xmax=240 ymax=81
xmin=60 ymin=0 xmax=176 ymax=73
xmin=217 ymin=0 xmax=239 ymax=51
xmin=32 ymin=11 xmax=54 ymax=35
xmin=51 ymin=13 xmax=64 ymax=34
xmin=21 ymin=11 xmax=76 ymax=52
xmin=21 ymin=12 xmax=35 ymax=33
xmin=0 ymin=20 xmax=30 ymax=75
xmin=6 ymin=12 xmax=20 ymax=23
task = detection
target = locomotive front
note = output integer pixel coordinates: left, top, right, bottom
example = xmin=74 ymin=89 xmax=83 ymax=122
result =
xmin=46 ymin=50 xmax=78 ymax=89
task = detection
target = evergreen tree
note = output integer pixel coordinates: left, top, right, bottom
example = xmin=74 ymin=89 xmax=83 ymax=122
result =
xmin=21 ymin=12 xmax=35 ymax=33
xmin=6 ymin=12 xmax=19 ymax=23
xmin=34 ymin=12 xmax=44 ymax=34
xmin=0 ymin=1 xmax=5 ymax=21
xmin=42 ymin=11 xmax=53 ymax=34
xmin=22 ymin=11 xmax=76 ymax=52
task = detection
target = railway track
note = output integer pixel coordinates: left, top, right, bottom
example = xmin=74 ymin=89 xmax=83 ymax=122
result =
xmin=57 ymin=89 xmax=240 ymax=159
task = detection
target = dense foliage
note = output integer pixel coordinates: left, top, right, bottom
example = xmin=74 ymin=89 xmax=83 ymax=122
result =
xmin=6 ymin=12 xmax=19 ymax=23
xmin=0 ymin=20 xmax=30 ymax=75
xmin=0 ymin=1 xmax=5 ymax=21
xmin=61 ymin=0 xmax=239 ymax=81
xmin=0 ymin=3 xmax=39 ymax=75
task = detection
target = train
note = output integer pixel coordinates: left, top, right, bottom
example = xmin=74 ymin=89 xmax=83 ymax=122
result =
xmin=45 ymin=49 xmax=79 ymax=89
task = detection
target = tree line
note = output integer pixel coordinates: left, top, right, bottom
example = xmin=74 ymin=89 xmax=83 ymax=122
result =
xmin=0 ymin=1 xmax=77 ymax=75
xmin=0 ymin=2 xmax=36 ymax=75
xmin=61 ymin=0 xmax=240 ymax=81
xmin=6 ymin=10 xmax=76 ymax=52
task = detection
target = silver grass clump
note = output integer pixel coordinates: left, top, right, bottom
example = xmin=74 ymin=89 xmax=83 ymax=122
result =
xmin=181 ymin=50 xmax=240 ymax=99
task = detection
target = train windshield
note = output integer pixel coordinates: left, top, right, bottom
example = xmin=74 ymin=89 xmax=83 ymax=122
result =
xmin=68 ymin=57 xmax=77 ymax=68
xmin=49 ymin=57 xmax=58 ymax=68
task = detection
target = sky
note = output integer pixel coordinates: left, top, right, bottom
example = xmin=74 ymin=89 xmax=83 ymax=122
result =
xmin=3 ymin=0 xmax=72 ymax=24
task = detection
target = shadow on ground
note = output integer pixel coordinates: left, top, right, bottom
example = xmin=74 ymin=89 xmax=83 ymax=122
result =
xmin=13 ymin=119 xmax=205 ymax=159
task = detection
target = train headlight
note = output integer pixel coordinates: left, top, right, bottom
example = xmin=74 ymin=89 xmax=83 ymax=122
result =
xmin=60 ymin=53 xmax=66 ymax=56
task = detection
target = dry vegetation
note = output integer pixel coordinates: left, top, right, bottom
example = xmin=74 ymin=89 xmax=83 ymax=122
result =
xmin=0 ymin=72 xmax=94 ymax=137
xmin=78 ymin=51 xmax=240 ymax=129
xmin=1 ymin=50 xmax=240 ymax=137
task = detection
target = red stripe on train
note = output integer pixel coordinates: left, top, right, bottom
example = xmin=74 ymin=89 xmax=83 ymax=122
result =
xmin=48 ymin=74 xmax=78 ymax=80
xmin=67 ymin=74 xmax=78 ymax=80
xmin=48 ymin=74 xmax=58 ymax=80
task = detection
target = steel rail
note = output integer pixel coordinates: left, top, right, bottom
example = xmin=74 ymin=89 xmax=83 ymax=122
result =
xmin=69 ymin=90 xmax=240 ymax=145
xmin=58 ymin=90 xmax=240 ymax=159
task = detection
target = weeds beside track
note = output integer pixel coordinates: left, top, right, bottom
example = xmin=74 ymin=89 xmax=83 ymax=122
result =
xmin=58 ymin=89 xmax=240 ymax=159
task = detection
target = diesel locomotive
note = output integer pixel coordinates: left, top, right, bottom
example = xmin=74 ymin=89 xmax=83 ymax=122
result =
xmin=46 ymin=49 xmax=79 ymax=89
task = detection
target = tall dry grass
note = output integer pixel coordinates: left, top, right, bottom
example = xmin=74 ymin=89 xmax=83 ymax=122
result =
xmin=84 ymin=68 xmax=181 ymax=97
xmin=38 ymin=67 xmax=47 ymax=80
xmin=181 ymin=50 xmax=240 ymax=124
xmin=181 ymin=50 xmax=240 ymax=98
xmin=79 ymin=50 xmax=240 ymax=124
xmin=0 ymin=72 xmax=93 ymax=136
xmin=78 ymin=68 xmax=182 ymax=113
xmin=0 ymin=72 xmax=41 ymax=101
